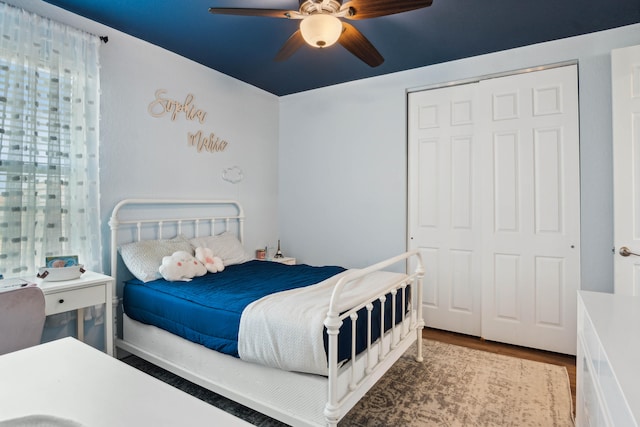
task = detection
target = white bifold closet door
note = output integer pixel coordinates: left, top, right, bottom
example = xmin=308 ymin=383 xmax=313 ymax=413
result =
xmin=408 ymin=65 xmax=580 ymax=355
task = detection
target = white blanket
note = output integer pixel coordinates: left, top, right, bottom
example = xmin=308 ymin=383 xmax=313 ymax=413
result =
xmin=237 ymin=269 xmax=407 ymax=376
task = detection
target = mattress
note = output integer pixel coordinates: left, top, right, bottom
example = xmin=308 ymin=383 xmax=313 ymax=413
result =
xmin=124 ymin=260 xmax=410 ymax=370
xmin=123 ymin=260 xmax=346 ymax=357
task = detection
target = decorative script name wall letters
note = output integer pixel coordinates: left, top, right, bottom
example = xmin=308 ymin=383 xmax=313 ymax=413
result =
xmin=147 ymin=89 xmax=229 ymax=153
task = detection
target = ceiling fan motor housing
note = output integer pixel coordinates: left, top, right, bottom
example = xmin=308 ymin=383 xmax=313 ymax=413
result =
xmin=300 ymin=0 xmax=343 ymax=16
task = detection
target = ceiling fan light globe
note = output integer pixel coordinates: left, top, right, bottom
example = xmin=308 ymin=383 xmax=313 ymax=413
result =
xmin=300 ymin=14 xmax=342 ymax=48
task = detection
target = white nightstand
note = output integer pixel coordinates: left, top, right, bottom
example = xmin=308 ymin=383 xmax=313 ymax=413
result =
xmin=32 ymin=271 xmax=115 ymax=356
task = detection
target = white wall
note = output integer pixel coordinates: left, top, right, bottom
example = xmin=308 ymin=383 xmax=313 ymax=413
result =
xmin=279 ymin=24 xmax=640 ymax=292
xmin=98 ymin=32 xmax=280 ymax=268
xmin=11 ymin=0 xmax=281 ymax=273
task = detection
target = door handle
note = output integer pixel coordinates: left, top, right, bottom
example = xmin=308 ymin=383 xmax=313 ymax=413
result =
xmin=619 ymin=246 xmax=640 ymax=257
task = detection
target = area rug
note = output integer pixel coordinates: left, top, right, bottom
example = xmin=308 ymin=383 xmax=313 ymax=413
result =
xmin=122 ymin=339 xmax=574 ymax=426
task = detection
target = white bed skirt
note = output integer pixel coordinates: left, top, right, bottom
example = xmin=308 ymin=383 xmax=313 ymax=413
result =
xmin=119 ymin=312 xmax=418 ymax=426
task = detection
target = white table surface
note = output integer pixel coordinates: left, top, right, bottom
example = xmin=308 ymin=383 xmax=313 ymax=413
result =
xmin=0 ymin=338 xmax=251 ymax=426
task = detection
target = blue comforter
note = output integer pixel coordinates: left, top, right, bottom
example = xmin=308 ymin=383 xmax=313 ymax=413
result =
xmin=123 ymin=260 xmax=345 ymax=357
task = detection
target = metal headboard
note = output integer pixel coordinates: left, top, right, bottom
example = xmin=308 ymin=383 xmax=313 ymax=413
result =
xmin=109 ymin=198 xmax=245 ymax=278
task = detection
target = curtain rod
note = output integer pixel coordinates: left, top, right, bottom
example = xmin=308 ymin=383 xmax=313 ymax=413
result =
xmin=5 ymin=2 xmax=109 ymax=44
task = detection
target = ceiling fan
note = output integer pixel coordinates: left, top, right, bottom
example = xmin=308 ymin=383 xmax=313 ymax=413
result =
xmin=209 ymin=0 xmax=433 ymax=67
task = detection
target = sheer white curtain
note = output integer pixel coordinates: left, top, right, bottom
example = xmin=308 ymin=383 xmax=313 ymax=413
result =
xmin=0 ymin=3 xmax=101 ymax=278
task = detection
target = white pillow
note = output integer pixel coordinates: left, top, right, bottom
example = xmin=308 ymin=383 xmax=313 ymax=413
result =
xmin=189 ymin=231 xmax=251 ymax=266
xmin=119 ymin=235 xmax=193 ymax=282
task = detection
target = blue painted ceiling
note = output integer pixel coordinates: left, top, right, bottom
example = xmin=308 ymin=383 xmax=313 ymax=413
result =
xmin=42 ymin=0 xmax=640 ymax=96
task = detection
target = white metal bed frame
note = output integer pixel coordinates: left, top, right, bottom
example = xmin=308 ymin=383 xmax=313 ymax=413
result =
xmin=109 ymin=199 xmax=425 ymax=426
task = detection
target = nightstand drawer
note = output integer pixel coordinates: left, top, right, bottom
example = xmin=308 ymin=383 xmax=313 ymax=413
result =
xmin=44 ymin=284 xmax=106 ymax=315
xmin=272 ymin=257 xmax=296 ymax=265
xmin=256 ymin=257 xmax=296 ymax=265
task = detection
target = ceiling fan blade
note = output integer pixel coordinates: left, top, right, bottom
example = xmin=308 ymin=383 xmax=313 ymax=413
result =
xmin=208 ymin=8 xmax=297 ymax=19
xmin=342 ymin=0 xmax=433 ymax=20
xmin=274 ymin=30 xmax=306 ymax=62
xmin=338 ymin=23 xmax=384 ymax=67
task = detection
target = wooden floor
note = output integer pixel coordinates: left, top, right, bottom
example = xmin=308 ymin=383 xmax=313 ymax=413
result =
xmin=423 ymin=327 xmax=577 ymax=413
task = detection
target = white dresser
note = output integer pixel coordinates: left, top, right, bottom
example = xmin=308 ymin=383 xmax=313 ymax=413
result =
xmin=577 ymin=291 xmax=640 ymax=426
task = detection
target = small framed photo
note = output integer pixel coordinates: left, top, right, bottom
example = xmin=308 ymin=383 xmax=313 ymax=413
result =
xmin=45 ymin=255 xmax=79 ymax=268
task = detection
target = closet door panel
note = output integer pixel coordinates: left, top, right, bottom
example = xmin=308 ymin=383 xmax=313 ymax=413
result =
xmin=408 ymin=83 xmax=482 ymax=336
xmin=480 ymin=65 xmax=580 ymax=355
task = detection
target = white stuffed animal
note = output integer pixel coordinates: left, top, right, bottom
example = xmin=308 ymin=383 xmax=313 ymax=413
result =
xmin=159 ymin=250 xmax=207 ymax=282
xmin=195 ymin=247 xmax=225 ymax=273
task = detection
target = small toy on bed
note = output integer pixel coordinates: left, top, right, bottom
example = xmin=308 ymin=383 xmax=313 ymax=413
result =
xmin=159 ymin=251 xmax=207 ymax=282
xmin=195 ymin=247 xmax=225 ymax=273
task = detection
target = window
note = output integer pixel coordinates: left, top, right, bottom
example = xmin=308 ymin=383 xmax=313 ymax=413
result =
xmin=0 ymin=3 xmax=101 ymax=277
